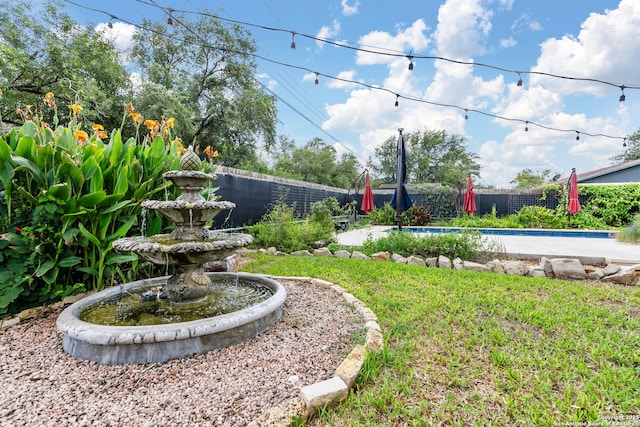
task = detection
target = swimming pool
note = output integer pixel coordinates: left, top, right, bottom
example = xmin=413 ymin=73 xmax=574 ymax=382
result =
xmin=389 ymin=226 xmax=617 ymax=239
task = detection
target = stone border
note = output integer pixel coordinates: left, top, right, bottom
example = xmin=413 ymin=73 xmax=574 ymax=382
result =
xmin=248 ymin=276 xmax=383 ymax=426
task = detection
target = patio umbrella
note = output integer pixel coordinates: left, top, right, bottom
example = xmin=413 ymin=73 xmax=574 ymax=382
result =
xmin=568 ymin=168 xmax=581 ymax=215
xmin=390 ymin=128 xmax=413 ymax=230
xmin=361 ymin=170 xmax=374 ymax=213
xmin=463 ymin=175 xmax=477 ymax=215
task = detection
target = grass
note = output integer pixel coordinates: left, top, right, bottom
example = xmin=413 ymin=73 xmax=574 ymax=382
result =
xmin=241 ymin=254 xmax=640 ymax=426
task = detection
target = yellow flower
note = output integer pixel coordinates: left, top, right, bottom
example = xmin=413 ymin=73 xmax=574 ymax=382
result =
xmin=43 ymin=92 xmax=56 ymax=108
xmin=177 ymin=146 xmax=188 ymax=156
xmin=97 ymin=131 xmax=108 ymax=139
xmin=75 ymin=130 xmax=89 ymax=142
xmin=92 ymin=124 xmax=104 ymax=131
xmin=129 ymin=112 xmax=143 ymax=124
xmin=166 ymin=117 xmax=175 ymax=128
xmin=68 ymin=103 xmax=82 ymax=115
xmin=45 ymin=92 xmax=54 ymax=100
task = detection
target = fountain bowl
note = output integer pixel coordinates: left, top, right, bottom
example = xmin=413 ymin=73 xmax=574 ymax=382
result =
xmin=56 ymin=272 xmax=286 ymax=365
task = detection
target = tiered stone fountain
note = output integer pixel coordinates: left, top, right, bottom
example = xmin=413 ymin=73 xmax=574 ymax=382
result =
xmin=57 ymin=148 xmax=286 ymax=365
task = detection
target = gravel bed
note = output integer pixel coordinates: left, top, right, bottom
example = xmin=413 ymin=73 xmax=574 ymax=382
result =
xmin=0 ymin=279 xmax=365 ymax=427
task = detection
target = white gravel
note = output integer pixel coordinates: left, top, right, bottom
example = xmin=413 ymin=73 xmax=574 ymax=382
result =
xmin=0 ymin=279 xmax=365 ymax=427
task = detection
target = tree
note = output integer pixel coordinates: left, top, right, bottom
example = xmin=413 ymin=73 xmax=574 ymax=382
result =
xmin=273 ymin=137 xmax=360 ymax=188
xmin=367 ymin=128 xmax=480 ymax=188
xmin=0 ymin=0 xmax=130 ymax=130
xmin=510 ymin=168 xmax=553 ymax=189
xmin=610 ymin=129 xmax=640 ymax=163
xmin=130 ymin=13 xmax=277 ymax=167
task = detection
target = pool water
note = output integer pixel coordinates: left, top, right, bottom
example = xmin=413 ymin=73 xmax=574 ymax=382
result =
xmin=391 ymin=226 xmax=616 ymax=239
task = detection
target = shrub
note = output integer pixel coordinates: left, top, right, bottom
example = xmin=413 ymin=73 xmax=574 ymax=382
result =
xmin=617 ymin=214 xmax=640 ymax=243
xmin=0 ymin=104 xmax=187 ymax=314
xmin=367 ymin=202 xmax=412 ymax=225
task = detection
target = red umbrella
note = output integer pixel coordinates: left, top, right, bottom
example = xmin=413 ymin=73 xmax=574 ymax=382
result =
xmin=568 ymin=168 xmax=581 ymax=214
xmin=463 ymin=175 xmax=476 ymax=215
xmin=361 ymin=170 xmax=374 ymax=213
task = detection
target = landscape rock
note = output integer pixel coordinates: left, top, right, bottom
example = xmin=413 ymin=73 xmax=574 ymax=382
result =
xmin=528 ymin=267 xmax=546 ymax=278
xmin=600 ymin=264 xmax=640 ymax=285
xmin=333 ymin=250 xmax=352 ymax=259
xmin=407 ymin=256 xmax=426 ymax=266
xmin=350 ymin=251 xmax=370 ymax=260
xmin=463 ymin=261 xmax=490 ymax=272
xmin=371 ymin=251 xmax=390 ymax=261
xmin=540 ymin=257 xmax=554 ymax=277
xmin=438 ymin=255 xmax=451 ymax=269
xmin=291 ymin=250 xmax=313 ymax=256
xmin=603 ymin=263 xmax=621 ymax=276
xmin=267 ymin=247 xmax=277 ymax=254
xmin=550 ymin=258 xmax=587 ymax=280
xmin=486 ymin=259 xmax=504 ymax=274
xmin=503 ymin=260 xmax=527 ymax=276
xmin=313 ymin=247 xmax=333 ymax=257
xmin=453 ymin=258 xmax=463 ymax=270
xmin=589 ymin=269 xmax=606 ymax=280
xmin=391 ymin=253 xmax=407 ymax=264
xmin=426 ymin=257 xmax=438 ymax=267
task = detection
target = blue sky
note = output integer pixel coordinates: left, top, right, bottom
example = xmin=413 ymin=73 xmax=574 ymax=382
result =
xmin=55 ymin=0 xmax=639 ymax=187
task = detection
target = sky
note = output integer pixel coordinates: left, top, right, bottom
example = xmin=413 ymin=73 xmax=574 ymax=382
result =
xmin=53 ymin=0 xmax=640 ymax=188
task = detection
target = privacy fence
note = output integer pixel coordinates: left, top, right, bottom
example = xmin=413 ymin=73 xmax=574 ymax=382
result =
xmin=214 ymin=167 xmax=570 ymax=228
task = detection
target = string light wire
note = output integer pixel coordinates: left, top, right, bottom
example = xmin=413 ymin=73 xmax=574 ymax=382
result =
xmin=60 ymin=0 xmax=631 ymax=143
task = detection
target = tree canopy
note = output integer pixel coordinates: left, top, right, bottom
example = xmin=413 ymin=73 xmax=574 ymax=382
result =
xmin=367 ymin=129 xmax=480 ymax=188
xmin=130 ymin=13 xmax=277 ymax=168
xmin=610 ymin=129 xmax=640 ymax=164
xmin=510 ymin=168 xmax=555 ymax=189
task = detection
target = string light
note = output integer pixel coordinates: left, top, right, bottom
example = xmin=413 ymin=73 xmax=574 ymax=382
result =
xmin=107 ymin=16 xmax=114 ymax=28
xmin=525 ymin=121 xmax=528 ymax=132
xmin=60 ymin=0 xmax=632 ymax=145
xmin=314 ymin=72 xmax=319 ymax=85
xmin=407 ymin=55 xmax=414 ymax=71
xmin=464 ymin=109 xmax=468 ymax=120
xmin=576 ymin=131 xmax=580 ymax=141
xmin=290 ymin=32 xmax=296 ymax=50
xmin=516 ymin=72 xmax=523 ymax=87
xmin=166 ymin=8 xmax=173 ymax=26
xmin=623 ymin=138 xmax=627 ymax=147
xmin=619 ymin=86 xmax=626 ymax=102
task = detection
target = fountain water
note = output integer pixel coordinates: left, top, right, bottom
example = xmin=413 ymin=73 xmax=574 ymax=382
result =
xmin=56 ymin=148 xmax=286 ymax=364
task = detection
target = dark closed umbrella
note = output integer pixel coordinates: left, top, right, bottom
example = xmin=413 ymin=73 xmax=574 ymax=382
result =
xmin=361 ymin=170 xmax=374 ymax=213
xmin=390 ymin=128 xmax=412 ymax=229
xmin=568 ymin=168 xmax=581 ymax=214
xmin=463 ymin=175 xmax=477 ymax=215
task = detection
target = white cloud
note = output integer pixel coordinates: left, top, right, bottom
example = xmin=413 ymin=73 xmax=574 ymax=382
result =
xmin=433 ymin=0 xmax=493 ymax=58
xmin=510 ymin=13 xmax=542 ymax=32
xmin=531 ymin=0 xmax=640 ymax=96
xmin=327 ymin=70 xmax=363 ymax=89
xmin=341 ymin=0 xmax=360 ymax=16
xmin=95 ymin=21 xmax=136 ymax=65
xmin=500 ymin=37 xmax=517 ymax=48
xmin=316 ymin=20 xmax=341 ymax=48
xmin=356 ymin=19 xmax=430 ymax=65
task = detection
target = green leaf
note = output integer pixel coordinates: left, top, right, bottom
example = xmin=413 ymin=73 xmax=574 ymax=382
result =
xmin=108 ymin=215 xmax=137 ymax=240
xmin=89 ymin=164 xmax=104 ymax=193
xmin=35 ymin=259 xmax=57 ymax=277
xmin=15 ymin=136 xmax=35 ymax=159
xmin=102 ymin=199 xmax=133 ymax=215
xmin=42 ymin=266 xmax=59 ymax=285
xmin=105 ymin=254 xmax=138 ymax=265
xmin=76 ymin=266 xmax=98 ymax=276
xmin=78 ymin=223 xmax=102 ymax=248
xmin=0 ymin=138 xmax=11 ymax=161
xmin=47 ymin=182 xmax=71 ymax=201
xmin=58 ymin=256 xmax=82 ymax=267
xmin=11 ymin=154 xmax=45 ymax=186
xmin=0 ymin=284 xmax=23 ymax=310
xmin=78 ymin=191 xmax=107 ymax=207
xmin=113 ymin=164 xmax=129 ymax=195
xmin=109 ymin=130 xmax=124 ymax=166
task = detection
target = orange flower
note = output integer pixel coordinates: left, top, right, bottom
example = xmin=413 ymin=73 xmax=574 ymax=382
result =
xmin=166 ymin=117 xmax=175 ymax=128
xmin=97 ymin=130 xmax=108 ymax=139
xmin=45 ymin=92 xmax=54 ymax=100
xmin=204 ymin=146 xmax=219 ymax=160
xmin=125 ymin=102 xmax=135 ymax=114
xmin=68 ymin=103 xmax=82 ymax=115
xmin=129 ymin=112 xmax=142 ymax=124
xmin=75 ymin=130 xmax=89 ymax=142
xmin=143 ymin=119 xmax=158 ymax=130
xmin=92 ymin=124 xmax=104 ymax=131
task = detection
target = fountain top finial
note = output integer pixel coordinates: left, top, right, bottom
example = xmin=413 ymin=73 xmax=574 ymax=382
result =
xmin=180 ymin=146 xmax=201 ymax=171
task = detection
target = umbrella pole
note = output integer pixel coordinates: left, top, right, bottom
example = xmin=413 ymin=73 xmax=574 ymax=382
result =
xmin=396 ymin=128 xmax=404 ymax=231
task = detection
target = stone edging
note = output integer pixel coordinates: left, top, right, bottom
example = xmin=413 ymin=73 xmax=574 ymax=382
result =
xmin=248 ymin=275 xmax=383 ymax=426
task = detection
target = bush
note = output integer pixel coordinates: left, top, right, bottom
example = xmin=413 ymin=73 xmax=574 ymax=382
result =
xmin=362 ymin=230 xmax=502 ymax=261
xmin=246 ymin=198 xmax=335 ymax=252
xmin=513 ymin=206 xmax=565 ymax=229
xmin=367 ymin=202 xmax=412 ymax=226
xmin=618 ymin=214 xmax=640 ymax=243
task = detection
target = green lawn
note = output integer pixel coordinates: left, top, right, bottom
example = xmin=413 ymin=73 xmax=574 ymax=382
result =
xmin=242 ymin=254 xmax=640 ymax=426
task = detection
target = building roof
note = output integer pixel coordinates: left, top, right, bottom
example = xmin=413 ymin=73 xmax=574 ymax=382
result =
xmin=558 ymin=159 xmax=640 ymax=184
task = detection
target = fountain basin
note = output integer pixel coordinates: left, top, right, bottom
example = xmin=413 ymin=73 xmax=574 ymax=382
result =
xmin=112 ymin=232 xmax=253 ymax=265
xmin=56 ymin=272 xmax=286 ymax=365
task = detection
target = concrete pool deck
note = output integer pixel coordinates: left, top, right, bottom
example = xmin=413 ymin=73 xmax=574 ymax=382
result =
xmin=336 ymin=226 xmax=640 ymax=265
